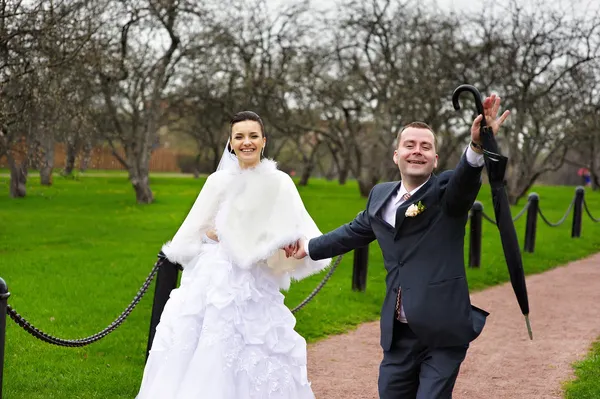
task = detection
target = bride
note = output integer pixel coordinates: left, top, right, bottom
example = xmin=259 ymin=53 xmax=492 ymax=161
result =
xmin=135 ymin=111 xmax=331 ymax=399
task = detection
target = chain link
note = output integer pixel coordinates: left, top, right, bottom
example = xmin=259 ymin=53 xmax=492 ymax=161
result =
xmin=538 ymin=198 xmax=574 ymax=227
xmin=6 ymin=254 xmax=343 ymax=346
xmin=481 ymin=211 xmax=497 ymax=225
xmin=480 ymin=201 xmax=529 ymax=225
xmin=511 ymin=202 xmax=529 ymax=222
xmin=291 ymin=255 xmax=342 ymax=314
xmin=583 ymin=198 xmax=600 ymax=223
xmin=6 ymin=260 xmax=161 ymax=347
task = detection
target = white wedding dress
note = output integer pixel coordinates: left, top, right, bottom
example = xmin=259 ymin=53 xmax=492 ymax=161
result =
xmin=136 ymin=159 xmax=330 ymax=399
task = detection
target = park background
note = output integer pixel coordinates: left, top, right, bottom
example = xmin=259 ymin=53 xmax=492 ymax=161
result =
xmin=1 ymin=0 xmax=600 ymax=397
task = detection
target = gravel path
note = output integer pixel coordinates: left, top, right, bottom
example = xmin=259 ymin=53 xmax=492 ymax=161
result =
xmin=307 ymin=253 xmax=600 ymax=398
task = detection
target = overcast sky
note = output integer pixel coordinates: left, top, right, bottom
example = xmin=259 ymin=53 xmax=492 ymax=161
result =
xmin=267 ymin=0 xmax=600 ymax=18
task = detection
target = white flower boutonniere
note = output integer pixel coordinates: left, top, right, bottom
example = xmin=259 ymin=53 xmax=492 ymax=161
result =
xmin=405 ymin=201 xmax=426 ymax=217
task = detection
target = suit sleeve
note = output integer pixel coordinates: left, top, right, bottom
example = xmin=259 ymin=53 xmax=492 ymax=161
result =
xmin=443 ymin=146 xmax=484 ymax=217
xmin=307 ymin=188 xmax=377 ymax=260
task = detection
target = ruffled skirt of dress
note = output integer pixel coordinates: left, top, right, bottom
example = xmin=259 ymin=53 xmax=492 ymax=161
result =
xmin=135 ymin=242 xmax=315 ymax=399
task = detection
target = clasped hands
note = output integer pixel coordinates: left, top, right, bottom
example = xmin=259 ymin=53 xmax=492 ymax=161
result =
xmin=207 ymin=229 xmax=306 ymax=260
xmin=282 ymin=238 xmax=307 ymax=259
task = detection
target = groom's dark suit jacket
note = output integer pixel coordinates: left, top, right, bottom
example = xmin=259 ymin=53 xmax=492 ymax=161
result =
xmin=309 ymin=154 xmax=489 ymax=351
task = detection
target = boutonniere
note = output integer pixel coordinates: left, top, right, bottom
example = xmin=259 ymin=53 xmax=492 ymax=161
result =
xmin=405 ymin=201 xmax=426 ymax=217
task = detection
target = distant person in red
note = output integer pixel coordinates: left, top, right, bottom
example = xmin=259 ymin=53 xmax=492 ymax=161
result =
xmin=578 ymin=167 xmax=592 ymax=187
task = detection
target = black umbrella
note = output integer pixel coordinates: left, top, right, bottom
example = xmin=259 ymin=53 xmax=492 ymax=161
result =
xmin=452 ymin=84 xmax=533 ymax=340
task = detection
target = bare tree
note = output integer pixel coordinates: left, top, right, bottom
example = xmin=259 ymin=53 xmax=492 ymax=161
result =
xmin=311 ymin=0 xmax=471 ymax=195
xmin=0 ymin=0 xmax=93 ymax=196
xmin=564 ymin=61 xmax=600 ymax=189
xmin=88 ymin=0 xmax=206 ymax=203
xmin=465 ymin=0 xmax=600 ymax=203
xmin=174 ymin=0 xmax=325 ymax=181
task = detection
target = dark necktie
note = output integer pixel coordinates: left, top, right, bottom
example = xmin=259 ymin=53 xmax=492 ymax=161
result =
xmin=395 ymin=191 xmax=411 ymax=321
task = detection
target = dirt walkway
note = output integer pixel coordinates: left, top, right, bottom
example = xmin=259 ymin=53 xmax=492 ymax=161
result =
xmin=307 ymin=253 xmax=600 ymax=398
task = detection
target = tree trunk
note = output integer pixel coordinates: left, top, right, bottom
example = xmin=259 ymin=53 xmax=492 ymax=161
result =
xmin=37 ymin=130 xmax=54 ymax=185
xmin=298 ymin=143 xmax=320 ymax=186
xmin=325 ymin=144 xmax=345 ymax=183
xmin=129 ymin=168 xmax=154 ymax=204
xmin=63 ymin=139 xmax=78 ymax=176
xmin=356 ymin=143 xmax=381 ymax=197
xmin=337 ymin=150 xmax=354 ymax=185
xmin=591 ymin=171 xmax=600 ymax=191
xmin=79 ymin=139 xmax=92 ymax=172
xmin=358 ymin=177 xmax=378 ymax=197
xmin=357 ymin=167 xmax=379 ymax=197
xmin=8 ymin=154 xmax=27 ymax=198
xmin=211 ymin=145 xmax=222 ymax=173
xmin=125 ymin=137 xmax=154 ymax=204
xmin=298 ymin=162 xmax=313 ymax=186
xmin=506 ymin=161 xmax=544 ymax=205
xmin=194 ymin=153 xmax=202 ymax=178
xmin=324 ymin=161 xmax=336 ymax=181
xmin=507 ymin=177 xmax=532 ymax=205
xmin=338 ymin=168 xmax=349 ymax=185
xmin=40 ymin=165 xmax=53 ymax=185
xmin=315 ymin=155 xmax=333 ymax=181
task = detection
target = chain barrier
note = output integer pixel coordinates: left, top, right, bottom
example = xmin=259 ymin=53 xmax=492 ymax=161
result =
xmin=480 ymin=201 xmax=529 ymax=225
xmin=481 ymin=212 xmax=497 ymax=225
xmin=583 ymin=198 xmax=600 ymax=223
xmin=6 ymin=253 xmax=341 ymax=346
xmin=538 ymin=198 xmax=575 ymax=227
xmin=291 ymin=255 xmax=342 ymax=314
xmin=511 ymin=202 xmax=529 ymax=222
xmin=6 ymin=260 xmax=160 ymax=347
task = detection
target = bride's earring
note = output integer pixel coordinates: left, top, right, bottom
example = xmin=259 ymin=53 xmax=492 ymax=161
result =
xmin=261 ymin=147 xmax=265 ymax=157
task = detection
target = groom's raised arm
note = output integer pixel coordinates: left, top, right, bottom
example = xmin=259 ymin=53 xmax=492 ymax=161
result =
xmin=303 ymin=191 xmax=377 ymax=261
xmin=443 ymin=144 xmax=485 ymax=217
xmin=307 ymin=210 xmax=376 ymax=260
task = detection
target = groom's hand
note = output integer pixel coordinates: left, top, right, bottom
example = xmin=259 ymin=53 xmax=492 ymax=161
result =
xmin=470 ymin=93 xmax=510 ymax=145
xmin=293 ymin=238 xmax=307 ymax=259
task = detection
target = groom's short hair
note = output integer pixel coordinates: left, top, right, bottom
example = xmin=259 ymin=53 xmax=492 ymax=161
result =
xmin=396 ymin=122 xmax=438 ymax=150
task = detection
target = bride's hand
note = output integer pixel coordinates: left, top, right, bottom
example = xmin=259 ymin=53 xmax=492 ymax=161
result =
xmin=206 ymin=229 xmax=219 ymax=242
xmin=282 ymin=240 xmax=299 ymax=258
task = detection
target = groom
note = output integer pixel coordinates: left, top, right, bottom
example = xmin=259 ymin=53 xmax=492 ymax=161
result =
xmin=292 ymin=94 xmax=510 ymax=398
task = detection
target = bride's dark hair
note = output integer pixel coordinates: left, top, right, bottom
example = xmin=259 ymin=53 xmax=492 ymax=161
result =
xmin=228 ymin=111 xmax=266 ymax=156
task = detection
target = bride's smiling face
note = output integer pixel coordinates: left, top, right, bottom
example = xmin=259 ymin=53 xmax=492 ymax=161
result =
xmin=231 ymin=120 xmax=266 ymax=169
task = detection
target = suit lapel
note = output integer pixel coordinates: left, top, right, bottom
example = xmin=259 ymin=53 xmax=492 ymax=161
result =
xmin=394 ymin=174 xmax=437 ymax=233
xmin=373 ymin=181 xmax=401 ymax=228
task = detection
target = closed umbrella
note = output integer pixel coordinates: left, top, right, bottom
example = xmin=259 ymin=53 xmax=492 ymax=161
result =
xmin=452 ymin=84 xmax=533 ymax=340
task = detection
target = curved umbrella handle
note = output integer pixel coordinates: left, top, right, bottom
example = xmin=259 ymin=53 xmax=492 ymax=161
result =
xmin=451 ymin=84 xmax=532 ymax=340
xmin=452 ymin=84 xmax=487 ymax=128
xmin=452 ymin=84 xmax=500 ymax=153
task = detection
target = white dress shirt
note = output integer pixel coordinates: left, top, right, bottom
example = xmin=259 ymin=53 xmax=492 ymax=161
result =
xmin=305 ymin=145 xmax=484 ymax=322
xmin=382 ymin=180 xmax=427 ymax=322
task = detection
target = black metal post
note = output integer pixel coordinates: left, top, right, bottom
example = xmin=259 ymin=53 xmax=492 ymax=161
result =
xmin=352 ymin=245 xmax=369 ymax=292
xmin=146 ymin=258 xmax=179 ymax=360
xmin=524 ymin=193 xmax=539 ymax=253
xmin=571 ymin=186 xmax=585 ymax=238
xmin=0 ymin=277 xmax=10 ymax=399
xmin=469 ymin=201 xmax=483 ymax=268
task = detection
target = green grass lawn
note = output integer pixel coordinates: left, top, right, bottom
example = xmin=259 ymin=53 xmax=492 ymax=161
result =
xmin=564 ymin=339 xmax=600 ymax=399
xmin=1 ymin=173 xmax=599 ymax=398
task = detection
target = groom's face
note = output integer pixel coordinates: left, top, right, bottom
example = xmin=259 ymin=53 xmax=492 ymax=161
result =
xmin=393 ymin=127 xmax=438 ymax=180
